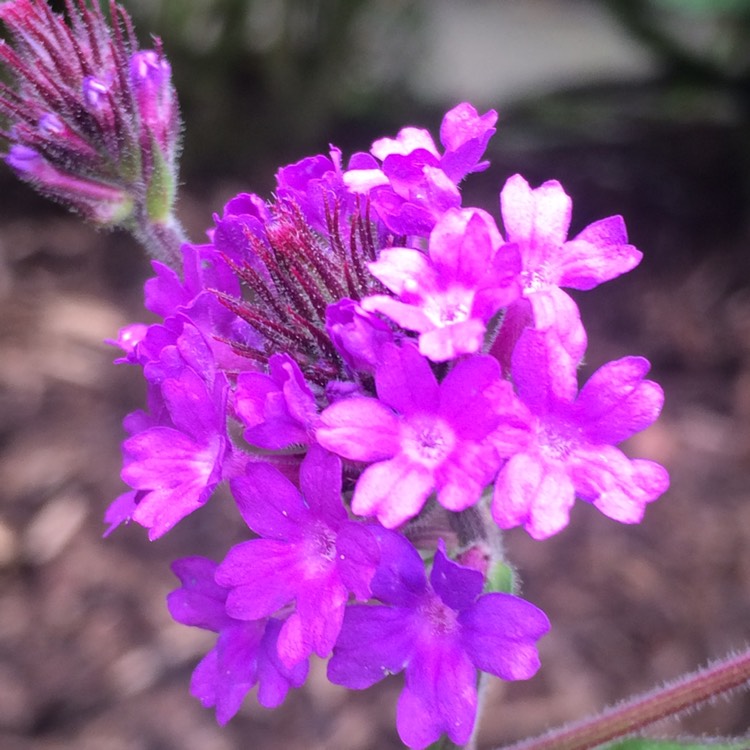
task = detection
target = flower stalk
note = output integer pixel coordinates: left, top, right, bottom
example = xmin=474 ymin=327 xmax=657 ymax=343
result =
xmin=498 ymin=647 xmax=750 ymax=750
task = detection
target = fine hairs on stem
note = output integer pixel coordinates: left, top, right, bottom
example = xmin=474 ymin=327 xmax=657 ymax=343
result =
xmin=497 ymin=646 xmax=750 ymax=750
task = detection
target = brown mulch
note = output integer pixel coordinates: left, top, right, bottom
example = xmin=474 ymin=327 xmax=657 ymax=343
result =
xmin=1 ymin=121 xmax=749 ymax=750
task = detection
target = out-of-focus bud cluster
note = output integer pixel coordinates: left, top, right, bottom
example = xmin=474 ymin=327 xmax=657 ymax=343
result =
xmin=0 ymin=0 xmax=182 ymax=257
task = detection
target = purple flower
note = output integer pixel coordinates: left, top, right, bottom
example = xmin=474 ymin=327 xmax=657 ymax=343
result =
xmin=328 ymin=535 xmax=549 ymax=749
xmin=343 ymin=103 xmax=497 ymax=236
xmin=325 ymin=298 xmax=395 ymax=374
xmin=492 ymin=328 xmax=669 ymax=539
xmin=493 ymin=174 xmax=643 ymax=364
xmin=363 ymin=207 xmax=521 ymax=361
xmin=317 ymin=343 xmax=528 ymax=527
xmin=214 ymin=447 xmax=379 ymax=668
xmin=167 ymin=557 xmax=308 ymax=723
xmin=119 ymin=364 xmax=229 ymax=539
xmin=233 ymin=353 xmax=319 ymax=450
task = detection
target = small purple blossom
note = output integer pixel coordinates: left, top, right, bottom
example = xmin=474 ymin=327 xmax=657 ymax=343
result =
xmin=328 ymin=535 xmax=549 ymax=749
xmin=325 ymin=298 xmax=395 ymax=374
xmin=344 ymin=103 xmax=497 ymax=236
xmin=215 ymin=447 xmax=379 ymax=668
xmin=233 ymin=353 xmax=319 ymax=450
xmin=317 ymin=342 xmax=529 ymax=527
xmin=492 ymin=174 xmax=643 ymax=364
xmin=167 ymin=557 xmax=308 ymax=723
xmin=363 ymin=207 xmax=521 ymax=361
xmin=492 ymin=328 xmax=669 ymax=538
xmin=118 ymin=363 xmax=230 ymax=539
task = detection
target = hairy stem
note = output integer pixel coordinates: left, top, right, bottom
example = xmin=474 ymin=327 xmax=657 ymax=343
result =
xmin=497 ymin=646 xmax=750 ymax=750
xmin=129 ymin=211 xmax=188 ymax=266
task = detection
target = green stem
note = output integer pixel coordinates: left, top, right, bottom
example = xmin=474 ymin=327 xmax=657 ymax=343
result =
xmin=497 ymin=647 xmax=750 ymax=750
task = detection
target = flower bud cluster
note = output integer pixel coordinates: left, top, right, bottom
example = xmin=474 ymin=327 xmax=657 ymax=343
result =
xmin=0 ymin=0 xmax=181 ymax=250
xmin=100 ymin=101 xmax=669 ymax=748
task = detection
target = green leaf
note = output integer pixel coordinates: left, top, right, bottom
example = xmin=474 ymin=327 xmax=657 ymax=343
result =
xmin=604 ymin=738 xmax=748 ymax=749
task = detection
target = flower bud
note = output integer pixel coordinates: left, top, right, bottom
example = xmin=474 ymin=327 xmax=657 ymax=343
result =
xmin=0 ymin=0 xmax=185 ymax=260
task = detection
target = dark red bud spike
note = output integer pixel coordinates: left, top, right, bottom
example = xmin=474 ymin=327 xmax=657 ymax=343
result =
xmin=222 ymin=255 xmax=288 ymax=321
xmin=286 ymin=307 xmax=344 ymax=368
xmin=215 ymin=292 xmax=314 ymax=351
xmin=288 ymin=265 xmax=328 ymax=321
xmin=39 ymin=0 xmax=79 ymax=67
xmin=73 ymin=0 xmax=104 ymax=70
xmin=214 ymin=336 xmax=269 ymax=367
xmin=324 ymin=195 xmax=348 ymax=264
xmin=347 ymin=213 xmax=372 ymax=295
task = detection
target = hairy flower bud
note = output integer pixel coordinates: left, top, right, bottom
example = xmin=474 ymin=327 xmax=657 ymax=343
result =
xmin=0 ymin=0 xmax=185 ymax=260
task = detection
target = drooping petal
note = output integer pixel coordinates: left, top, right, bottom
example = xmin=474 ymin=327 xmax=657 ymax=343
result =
xmin=351 ymin=455 xmax=434 ymax=528
xmin=397 ymin=637 xmax=477 ymax=748
xmin=327 ymin=604 xmax=415 ymax=689
xmin=557 ymin=215 xmax=642 ymax=290
xmin=576 ymin=357 xmax=664 ymax=444
xmin=230 ymin=462 xmax=308 ymax=540
xmin=317 ymin=397 xmax=401 ymax=461
xmin=430 ymin=543 xmax=483 ymax=611
xmin=460 ymin=593 xmax=549 ymax=679
xmin=492 ymin=452 xmax=576 ymax=539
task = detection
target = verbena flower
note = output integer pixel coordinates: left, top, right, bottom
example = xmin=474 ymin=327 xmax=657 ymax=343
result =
xmin=168 ymin=557 xmax=308 ymax=723
xmin=328 ymin=534 xmax=550 ymax=749
xmin=215 ymin=447 xmax=379 ymax=668
xmin=492 ymin=328 xmax=669 ymax=539
xmin=343 ymin=102 xmax=497 ymax=236
xmin=362 ymin=206 xmax=521 ymax=361
xmin=491 ymin=174 xmax=643 ymax=366
xmin=317 ymin=342 xmax=530 ymax=528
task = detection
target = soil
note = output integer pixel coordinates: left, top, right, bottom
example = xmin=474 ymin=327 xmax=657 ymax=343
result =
xmin=1 ymin=118 xmax=749 ymax=750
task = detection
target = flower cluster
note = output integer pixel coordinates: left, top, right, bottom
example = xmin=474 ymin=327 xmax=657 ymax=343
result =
xmin=100 ymin=102 xmax=668 ymax=746
xmin=1 ymin=4 xmax=670 ymax=746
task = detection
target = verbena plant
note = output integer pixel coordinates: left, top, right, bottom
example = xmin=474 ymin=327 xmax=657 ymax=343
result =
xmin=0 ymin=2 xmax=747 ymax=748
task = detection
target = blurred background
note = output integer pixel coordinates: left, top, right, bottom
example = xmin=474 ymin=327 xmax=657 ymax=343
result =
xmin=1 ymin=1 xmax=750 ymax=748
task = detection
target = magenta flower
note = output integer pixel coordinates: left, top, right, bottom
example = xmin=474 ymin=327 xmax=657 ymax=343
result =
xmin=492 ymin=328 xmax=669 ymax=539
xmin=167 ymin=557 xmax=308 ymax=724
xmin=363 ymin=207 xmax=521 ymax=361
xmin=233 ymin=353 xmax=319 ymax=450
xmin=325 ymin=298 xmax=395 ymax=375
xmin=343 ymin=102 xmax=497 ymax=236
xmin=215 ymin=447 xmax=379 ymax=668
xmin=328 ymin=535 xmax=549 ymax=749
xmin=317 ymin=342 xmax=529 ymax=527
xmin=493 ymin=174 xmax=643 ymax=364
xmin=119 ymin=364 xmax=229 ymax=539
